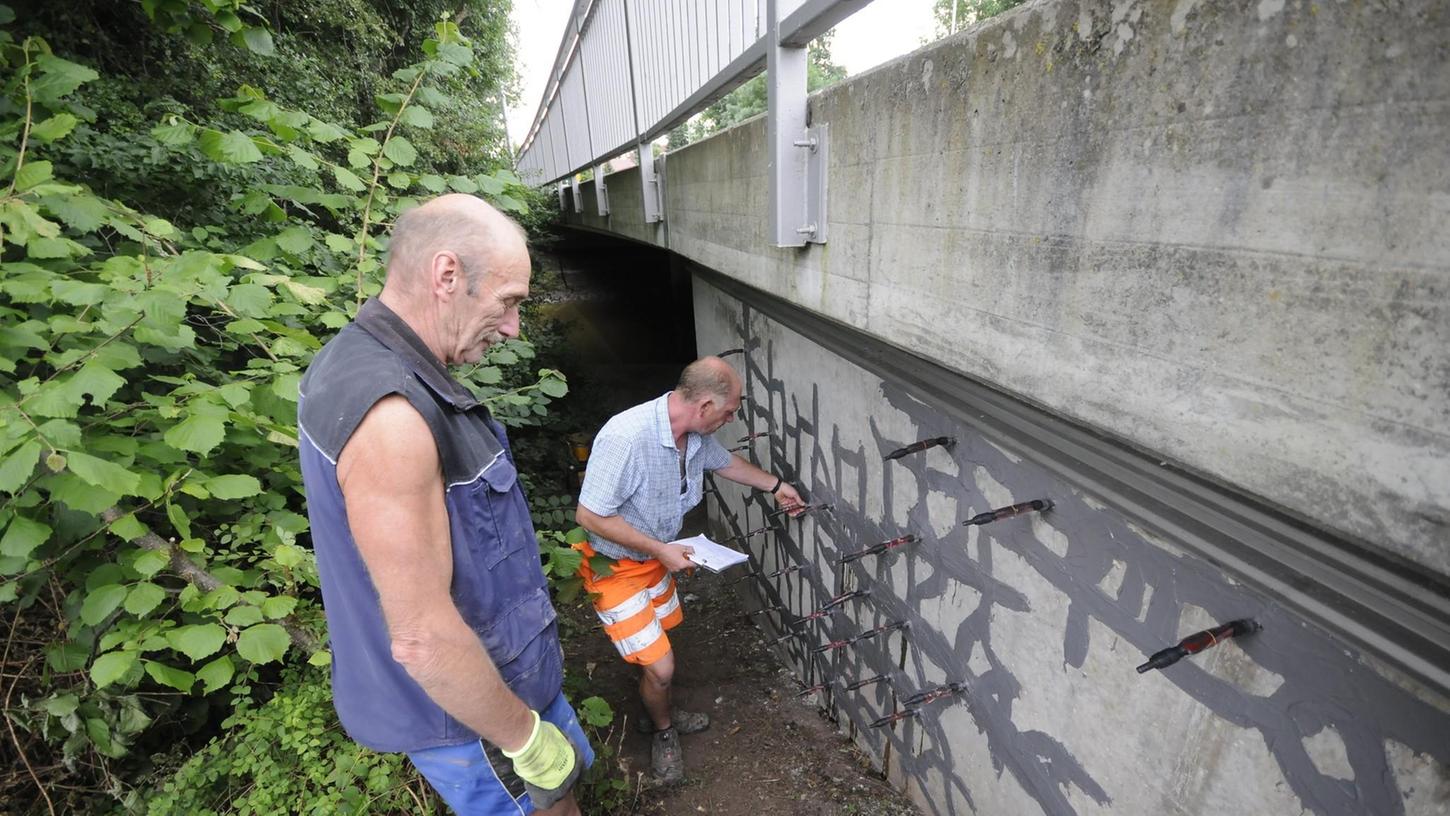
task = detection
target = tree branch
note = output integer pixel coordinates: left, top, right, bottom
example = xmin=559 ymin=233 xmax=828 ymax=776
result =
xmin=99 ymin=508 xmax=322 ymax=654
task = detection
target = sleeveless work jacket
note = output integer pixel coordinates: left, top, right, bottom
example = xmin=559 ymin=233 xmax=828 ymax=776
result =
xmin=297 ymin=299 xmax=563 ymax=753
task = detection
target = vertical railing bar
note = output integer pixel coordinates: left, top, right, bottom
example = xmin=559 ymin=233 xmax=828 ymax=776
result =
xmin=603 ymin=2 xmax=615 ymax=150
xmin=675 ymin=1 xmax=684 ymax=121
xmin=648 ymin=0 xmax=660 ymax=127
xmin=679 ymin=3 xmax=690 ymax=119
xmin=621 ymin=1 xmax=630 ymax=146
xmin=655 ymin=0 xmax=665 ymax=126
xmin=722 ymin=0 xmax=731 ymax=67
xmin=640 ymin=0 xmax=652 ymax=129
xmin=623 ymin=0 xmax=643 ymax=138
xmin=729 ymin=0 xmax=737 ymax=62
xmin=669 ymin=1 xmax=679 ymax=123
xmin=696 ymin=0 xmax=707 ymax=84
xmin=686 ymin=0 xmax=695 ymax=105
xmin=678 ymin=2 xmax=687 ymax=119
xmin=697 ymin=0 xmax=704 ymax=95
xmin=611 ymin=1 xmax=621 ymax=147
xmin=727 ymin=0 xmax=734 ymax=62
xmin=608 ymin=9 xmax=618 ymax=151
xmin=575 ymin=14 xmax=595 ymax=168
xmin=640 ymin=0 xmax=650 ymax=130
xmin=654 ymin=1 xmax=665 ymax=128
xmin=652 ymin=0 xmax=664 ymax=126
xmin=555 ymin=37 xmax=572 ymax=177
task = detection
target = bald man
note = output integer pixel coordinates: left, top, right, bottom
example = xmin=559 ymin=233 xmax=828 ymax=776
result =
xmin=299 ymin=195 xmax=590 ymax=815
xmin=574 ymin=358 xmax=804 ymax=783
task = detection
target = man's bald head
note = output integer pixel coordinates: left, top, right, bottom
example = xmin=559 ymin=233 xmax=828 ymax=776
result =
xmin=384 ymin=194 xmax=527 ymax=296
xmin=677 ymin=357 xmax=741 ymax=405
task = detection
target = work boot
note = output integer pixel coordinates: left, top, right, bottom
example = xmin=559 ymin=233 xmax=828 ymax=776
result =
xmin=651 ymin=726 xmax=685 ymax=784
xmin=637 ymin=709 xmax=711 ymax=735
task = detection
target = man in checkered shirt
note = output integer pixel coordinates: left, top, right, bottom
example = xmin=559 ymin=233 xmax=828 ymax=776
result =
xmin=574 ymin=356 xmax=803 ymax=783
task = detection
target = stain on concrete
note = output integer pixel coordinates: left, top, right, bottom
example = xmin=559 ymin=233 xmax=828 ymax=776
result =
xmin=1257 ymin=0 xmax=1286 ymax=22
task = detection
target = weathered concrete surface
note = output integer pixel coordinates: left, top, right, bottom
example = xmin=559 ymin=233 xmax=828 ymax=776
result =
xmin=691 ymin=275 xmax=1450 ymax=816
xmin=569 ymin=0 xmax=1450 ymax=574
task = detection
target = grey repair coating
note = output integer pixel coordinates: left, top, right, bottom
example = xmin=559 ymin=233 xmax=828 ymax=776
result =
xmin=708 ymin=299 xmax=1450 ymax=816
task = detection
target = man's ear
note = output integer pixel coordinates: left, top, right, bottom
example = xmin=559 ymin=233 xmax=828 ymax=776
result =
xmin=431 ymin=251 xmax=462 ymax=300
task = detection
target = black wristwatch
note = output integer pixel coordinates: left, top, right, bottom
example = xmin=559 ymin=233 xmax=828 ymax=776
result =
xmin=768 ymin=476 xmax=783 ymax=494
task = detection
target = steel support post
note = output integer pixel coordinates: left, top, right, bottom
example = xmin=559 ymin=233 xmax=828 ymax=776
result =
xmin=558 ymin=181 xmax=569 ymax=211
xmin=622 ymin=0 xmax=661 ymax=223
xmin=638 ymin=144 xmax=663 ymax=223
xmin=594 ymin=164 xmax=610 ymax=216
xmin=767 ymin=0 xmax=827 ymax=247
xmin=570 ymin=176 xmax=583 ymax=214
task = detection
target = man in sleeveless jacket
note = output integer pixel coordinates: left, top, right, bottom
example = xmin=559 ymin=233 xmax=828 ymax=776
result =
xmin=298 ymin=194 xmax=591 ymax=815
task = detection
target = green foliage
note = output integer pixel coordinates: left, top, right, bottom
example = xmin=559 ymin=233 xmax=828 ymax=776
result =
xmin=12 ymin=0 xmax=517 ymax=227
xmin=558 ymin=674 xmax=632 ymax=814
xmin=667 ymin=34 xmax=848 ymax=149
xmin=0 ymin=7 xmax=556 ymax=807
xmin=537 ymin=526 xmax=590 ymax=604
xmin=933 ymin=0 xmax=1028 ymax=35
xmin=136 ymin=666 xmax=439 ymax=815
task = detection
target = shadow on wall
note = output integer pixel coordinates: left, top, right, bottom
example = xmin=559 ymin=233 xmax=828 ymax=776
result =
xmin=707 ymin=298 xmax=1450 ymax=816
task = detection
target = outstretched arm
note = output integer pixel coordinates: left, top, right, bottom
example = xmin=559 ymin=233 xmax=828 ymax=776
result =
xmin=713 ymin=454 xmax=804 ymax=515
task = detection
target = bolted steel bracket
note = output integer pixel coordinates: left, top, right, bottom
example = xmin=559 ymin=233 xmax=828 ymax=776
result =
xmin=767 ymin=0 xmax=827 ymax=247
xmin=799 ymin=123 xmax=828 ymax=243
xmin=638 ymin=143 xmax=664 ymax=224
xmin=593 ymin=163 xmax=610 ymax=217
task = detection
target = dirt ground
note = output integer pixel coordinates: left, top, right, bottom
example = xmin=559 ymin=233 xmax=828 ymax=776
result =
xmin=564 ymin=518 xmax=920 ymax=816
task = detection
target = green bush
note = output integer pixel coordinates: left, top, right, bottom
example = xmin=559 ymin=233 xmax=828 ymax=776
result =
xmin=136 ymin=666 xmax=436 ymax=815
xmin=0 ymin=5 xmax=568 ymax=809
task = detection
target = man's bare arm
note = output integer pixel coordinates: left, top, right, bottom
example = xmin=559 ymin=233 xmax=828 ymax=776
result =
xmin=713 ymin=454 xmax=804 ymax=513
xmin=337 ymin=394 xmax=534 ymax=752
xmin=574 ymin=505 xmax=695 ymax=572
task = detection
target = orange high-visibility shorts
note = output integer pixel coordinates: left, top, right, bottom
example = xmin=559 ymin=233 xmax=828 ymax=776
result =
xmin=575 ymin=541 xmax=683 ymax=666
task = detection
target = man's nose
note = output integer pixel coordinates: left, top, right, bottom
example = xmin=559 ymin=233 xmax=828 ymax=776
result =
xmin=499 ymin=306 xmax=521 ymax=339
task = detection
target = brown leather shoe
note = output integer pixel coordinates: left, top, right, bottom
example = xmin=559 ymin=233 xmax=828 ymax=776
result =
xmin=637 ymin=709 xmax=711 ymax=735
xmin=651 ymin=727 xmax=685 ymax=783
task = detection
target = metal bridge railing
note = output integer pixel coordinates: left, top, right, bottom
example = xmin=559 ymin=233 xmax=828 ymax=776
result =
xmin=516 ymin=0 xmax=875 ymax=246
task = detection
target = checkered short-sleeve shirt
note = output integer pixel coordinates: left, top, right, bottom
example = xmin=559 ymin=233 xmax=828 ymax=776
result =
xmin=578 ymin=392 xmax=733 ymax=561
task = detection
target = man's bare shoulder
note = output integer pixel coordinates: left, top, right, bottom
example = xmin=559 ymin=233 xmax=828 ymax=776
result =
xmin=337 ymin=394 xmax=439 ymax=491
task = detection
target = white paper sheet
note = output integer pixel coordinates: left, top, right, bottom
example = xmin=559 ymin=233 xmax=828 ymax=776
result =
xmin=676 ymin=534 xmax=750 ymax=573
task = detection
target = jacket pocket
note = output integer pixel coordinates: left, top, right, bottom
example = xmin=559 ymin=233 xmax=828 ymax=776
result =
xmin=477 ymin=587 xmax=558 ymax=668
xmin=465 ymin=455 xmax=525 ymax=569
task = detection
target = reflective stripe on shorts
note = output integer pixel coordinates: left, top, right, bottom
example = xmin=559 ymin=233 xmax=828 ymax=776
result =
xmin=596 ymin=590 xmax=652 ymax=626
xmin=575 ymin=541 xmax=684 ymax=666
xmin=611 ymin=617 xmax=665 ymax=658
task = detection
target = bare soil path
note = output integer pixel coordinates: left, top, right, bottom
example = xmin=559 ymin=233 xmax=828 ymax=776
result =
xmin=563 ymin=533 xmax=919 ymax=816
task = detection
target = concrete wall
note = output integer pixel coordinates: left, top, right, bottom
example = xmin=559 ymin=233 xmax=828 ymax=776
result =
xmin=568 ymin=0 xmax=1450 ymax=575
xmin=691 ymin=275 xmax=1450 ymax=816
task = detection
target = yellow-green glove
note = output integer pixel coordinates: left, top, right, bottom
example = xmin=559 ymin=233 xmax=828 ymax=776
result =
xmin=502 ymin=710 xmax=581 ymax=808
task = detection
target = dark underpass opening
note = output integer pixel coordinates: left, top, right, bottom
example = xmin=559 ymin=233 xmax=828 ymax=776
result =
xmin=531 ymin=228 xmax=920 ymax=816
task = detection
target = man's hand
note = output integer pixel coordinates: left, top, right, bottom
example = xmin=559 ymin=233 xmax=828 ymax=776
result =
xmin=503 ymin=712 xmax=583 ymax=810
xmin=773 ymin=481 xmax=806 ymax=516
xmin=657 ymin=541 xmax=696 ymax=573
